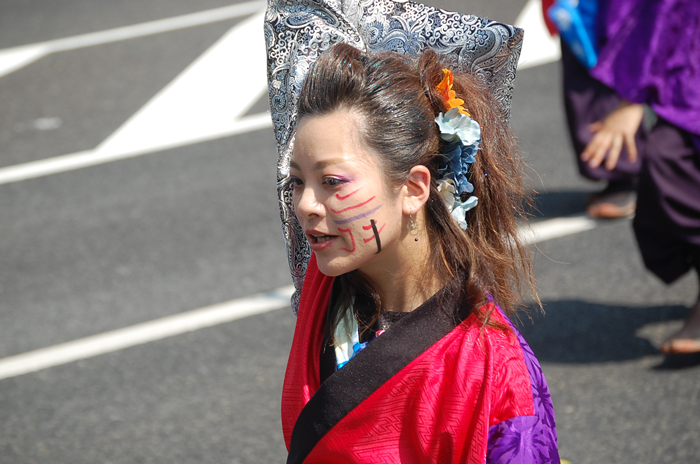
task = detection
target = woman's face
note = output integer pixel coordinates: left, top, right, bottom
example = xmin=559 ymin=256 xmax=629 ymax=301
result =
xmin=290 ymin=111 xmax=406 ymax=277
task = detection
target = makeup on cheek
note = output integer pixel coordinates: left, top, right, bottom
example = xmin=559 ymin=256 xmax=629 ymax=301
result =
xmin=333 ymin=204 xmax=382 ymax=225
xmin=337 ymin=228 xmax=356 ymax=252
xmin=335 ymin=188 xmax=360 ymax=201
xmin=330 ymin=196 xmax=376 ymax=214
xmin=362 ymin=221 xmax=385 ymax=236
xmin=370 ymin=219 xmax=382 ymax=253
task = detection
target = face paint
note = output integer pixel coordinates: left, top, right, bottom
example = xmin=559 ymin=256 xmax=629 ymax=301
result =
xmin=370 ymin=219 xmax=382 ymax=253
xmin=337 ymin=227 xmax=356 ymax=252
xmin=336 ymin=188 xmax=361 ymax=201
xmin=333 ymin=204 xmax=382 ymax=225
xmin=290 ymin=111 xmax=406 ymax=277
xmin=330 ymin=196 xmax=376 ymax=214
xmin=362 ymin=222 xmax=384 ymax=238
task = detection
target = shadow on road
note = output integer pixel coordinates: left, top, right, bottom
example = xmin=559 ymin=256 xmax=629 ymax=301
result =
xmin=527 ymin=190 xmax=592 ymax=219
xmin=516 ymin=300 xmax=699 ymax=368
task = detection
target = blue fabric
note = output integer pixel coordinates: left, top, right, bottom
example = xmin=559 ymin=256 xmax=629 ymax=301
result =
xmin=548 ymin=0 xmax=599 ymax=68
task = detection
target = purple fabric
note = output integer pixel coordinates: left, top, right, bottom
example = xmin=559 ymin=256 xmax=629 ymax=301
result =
xmin=486 ymin=313 xmax=560 ymax=464
xmin=633 ymin=121 xmax=700 ymax=282
xmin=486 ymin=416 xmax=558 ymax=464
xmin=590 ymin=0 xmax=700 ymax=136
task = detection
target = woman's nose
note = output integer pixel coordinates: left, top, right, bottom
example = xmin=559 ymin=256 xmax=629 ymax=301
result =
xmin=295 ymin=186 xmax=324 ymax=219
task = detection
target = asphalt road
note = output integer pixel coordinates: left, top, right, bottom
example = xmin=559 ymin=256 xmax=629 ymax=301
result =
xmin=1 ymin=0 xmax=698 ymax=463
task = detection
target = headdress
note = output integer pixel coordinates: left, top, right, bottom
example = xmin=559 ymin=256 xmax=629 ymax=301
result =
xmin=266 ymin=0 xmax=523 ymax=312
xmin=434 ymin=69 xmax=481 ymax=230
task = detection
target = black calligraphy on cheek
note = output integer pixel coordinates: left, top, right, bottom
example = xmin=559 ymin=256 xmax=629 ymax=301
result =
xmin=363 ymin=220 xmax=385 ymax=253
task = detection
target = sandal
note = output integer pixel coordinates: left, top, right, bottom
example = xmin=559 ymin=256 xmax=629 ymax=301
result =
xmin=587 ymin=182 xmax=636 ymax=219
xmin=661 ymin=296 xmax=700 ymax=355
xmin=660 ymin=337 xmax=700 ymax=355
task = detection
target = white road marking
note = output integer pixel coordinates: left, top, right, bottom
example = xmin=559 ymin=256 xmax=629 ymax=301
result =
xmin=519 ymin=213 xmax=599 ymax=246
xmin=0 ymin=12 xmax=270 ymax=186
xmin=0 ymin=215 xmax=599 ymax=381
xmin=0 ymin=286 xmax=295 ymax=381
xmin=0 ymin=0 xmax=266 ymax=78
xmin=515 ymin=0 xmax=561 ymax=70
xmin=0 ymin=112 xmax=272 ymax=185
xmin=96 ymin=11 xmax=268 ymax=158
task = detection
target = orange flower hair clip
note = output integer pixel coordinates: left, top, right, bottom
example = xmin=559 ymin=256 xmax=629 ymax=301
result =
xmin=436 ymin=68 xmax=470 ymax=116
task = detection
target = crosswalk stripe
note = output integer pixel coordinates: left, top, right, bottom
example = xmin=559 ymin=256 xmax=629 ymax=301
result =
xmin=0 ymin=286 xmax=295 ymax=381
xmin=0 ymin=10 xmax=269 ymax=185
xmin=514 ymin=0 xmax=561 ymax=70
xmin=0 ymin=112 xmax=272 ymax=185
xmin=0 ymin=1 xmax=266 ymax=78
xmin=0 ymin=0 xmax=561 ymax=185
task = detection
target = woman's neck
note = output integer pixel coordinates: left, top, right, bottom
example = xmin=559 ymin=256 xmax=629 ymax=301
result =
xmin=359 ymin=217 xmax=445 ymax=313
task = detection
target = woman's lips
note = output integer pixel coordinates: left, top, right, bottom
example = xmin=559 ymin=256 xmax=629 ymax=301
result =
xmin=306 ymin=232 xmax=338 ymax=251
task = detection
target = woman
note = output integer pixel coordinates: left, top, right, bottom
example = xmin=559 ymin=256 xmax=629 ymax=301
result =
xmin=281 ymin=43 xmax=559 ymax=464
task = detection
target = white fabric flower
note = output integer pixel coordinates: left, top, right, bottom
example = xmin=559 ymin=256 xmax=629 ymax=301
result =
xmin=437 ymin=179 xmax=457 ymax=212
xmin=450 ymin=196 xmax=478 ymax=230
xmin=434 ymin=107 xmax=481 ymax=146
xmin=438 ymin=178 xmax=478 ymax=230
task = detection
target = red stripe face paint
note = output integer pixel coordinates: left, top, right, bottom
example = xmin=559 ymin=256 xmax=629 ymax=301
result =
xmin=337 ymin=228 xmax=356 ymax=252
xmin=364 ymin=220 xmax=384 ymax=253
xmin=335 ymin=188 xmax=361 ymax=201
xmin=330 ymin=196 xmax=376 ymax=214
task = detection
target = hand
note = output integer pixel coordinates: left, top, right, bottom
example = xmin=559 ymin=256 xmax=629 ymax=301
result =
xmin=581 ymin=103 xmax=644 ymax=171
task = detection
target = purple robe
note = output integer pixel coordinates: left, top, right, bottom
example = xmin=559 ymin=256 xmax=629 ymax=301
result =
xmin=591 ymin=0 xmax=700 ymax=138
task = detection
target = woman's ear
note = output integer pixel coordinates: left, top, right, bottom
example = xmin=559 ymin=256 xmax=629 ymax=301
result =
xmin=402 ymin=165 xmax=431 ymax=215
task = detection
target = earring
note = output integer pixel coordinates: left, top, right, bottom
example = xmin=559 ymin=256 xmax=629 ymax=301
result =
xmin=408 ymin=214 xmax=419 ymax=241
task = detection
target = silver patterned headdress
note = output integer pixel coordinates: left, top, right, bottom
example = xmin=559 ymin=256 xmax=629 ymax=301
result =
xmin=265 ymin=0 xmax=523 ymax=313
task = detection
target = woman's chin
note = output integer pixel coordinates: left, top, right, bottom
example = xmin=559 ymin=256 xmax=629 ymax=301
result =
xmin=314 ymin=255 xmax=361 ymax=277
xmin=316 ymin=261 xmax=350 ymax=277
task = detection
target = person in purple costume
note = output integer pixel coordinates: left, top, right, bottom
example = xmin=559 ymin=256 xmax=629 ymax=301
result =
xmin=562 ymin=0 xmax=700 ymax=354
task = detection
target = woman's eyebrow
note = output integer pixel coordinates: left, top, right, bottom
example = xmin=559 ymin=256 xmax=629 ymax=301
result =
xmin=313 ymin=158 xmax=345 ymax=170
xmin=289 ymin=158 xmax=345 ymax=171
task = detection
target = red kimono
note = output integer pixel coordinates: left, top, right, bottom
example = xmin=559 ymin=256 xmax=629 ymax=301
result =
xmin=282 ymin=254 xmax=559 ymax=463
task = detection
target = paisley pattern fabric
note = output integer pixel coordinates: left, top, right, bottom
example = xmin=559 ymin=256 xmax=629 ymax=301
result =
xmin=265 ymin=0 xmax=524 ymax=312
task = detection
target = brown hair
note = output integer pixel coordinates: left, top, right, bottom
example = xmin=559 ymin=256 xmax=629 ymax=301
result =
xmin=297 ymin=43 xmax=536 ymax=331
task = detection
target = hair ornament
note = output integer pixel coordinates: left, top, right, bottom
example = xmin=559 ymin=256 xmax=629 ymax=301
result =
xmin=434 ymin=69 xmax=481 ymax=230
xmin=436 ymin=69 xmax=469 ymax=116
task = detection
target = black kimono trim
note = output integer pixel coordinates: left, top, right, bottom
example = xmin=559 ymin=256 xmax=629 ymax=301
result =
xmin=286 ymin=274 xmax=473 ymax=464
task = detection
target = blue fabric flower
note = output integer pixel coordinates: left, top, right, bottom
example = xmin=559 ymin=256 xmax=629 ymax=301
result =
xmin=435 ymin=109 xmax=481 ymax=196
xmin=439 ymin=141 xmax=474 ymax=194
xmin=434 ymin=108 xmax=481 ymax=229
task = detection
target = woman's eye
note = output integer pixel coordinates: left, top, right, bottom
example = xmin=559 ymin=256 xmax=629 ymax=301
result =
xmin=322 ymin=177 xmax=345 ymax=187
xmin=288 ymin=177 xmax=303 ymax=188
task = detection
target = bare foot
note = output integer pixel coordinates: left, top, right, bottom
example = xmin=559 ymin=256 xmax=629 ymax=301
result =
xmin=661 ymin=296 xmax=700 ymax=354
